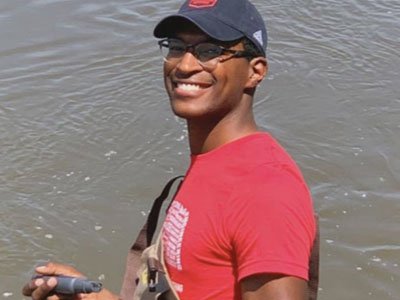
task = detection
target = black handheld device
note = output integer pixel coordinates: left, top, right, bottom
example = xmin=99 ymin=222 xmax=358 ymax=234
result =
xmin=33 ymin=275 xmax=102 ymax=294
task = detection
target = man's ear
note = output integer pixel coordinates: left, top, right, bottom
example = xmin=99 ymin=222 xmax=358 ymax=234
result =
xmin=246 ymin=57 xmax=268 ymax=89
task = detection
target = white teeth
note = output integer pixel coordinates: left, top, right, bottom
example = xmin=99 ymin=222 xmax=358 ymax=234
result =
xmin=177 ymin=83 xmax=201 ymax=91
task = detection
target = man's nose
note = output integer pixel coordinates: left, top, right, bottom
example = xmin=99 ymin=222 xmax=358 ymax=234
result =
xmin=175 ymin=52 xmax=203 ymax=74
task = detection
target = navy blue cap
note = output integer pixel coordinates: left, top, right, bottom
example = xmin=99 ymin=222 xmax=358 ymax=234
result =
xmin=153 ymin=0 xmax=267 ymax=56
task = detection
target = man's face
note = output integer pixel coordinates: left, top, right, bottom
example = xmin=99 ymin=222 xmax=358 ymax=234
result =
xmin=163 ymin=23 xmax=251 ymax=122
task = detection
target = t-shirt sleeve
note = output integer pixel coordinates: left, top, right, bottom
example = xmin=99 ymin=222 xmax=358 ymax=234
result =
xmin=225 ymin=165 xmax=316 ymax=281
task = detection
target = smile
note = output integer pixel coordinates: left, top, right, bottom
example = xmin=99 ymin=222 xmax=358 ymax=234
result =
xmin=173 ymin=80 xmax=212 ymax=91
xmin=177 ymin=83 xmax=202 ymax=91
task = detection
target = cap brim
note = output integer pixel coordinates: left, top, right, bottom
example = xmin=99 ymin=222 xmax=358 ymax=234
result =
xmin=153 ymin=13 xmax=244 ymax=42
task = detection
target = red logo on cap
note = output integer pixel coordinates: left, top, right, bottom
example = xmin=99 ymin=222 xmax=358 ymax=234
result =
xmin=189 ymin=0 xmax=218 ymax=8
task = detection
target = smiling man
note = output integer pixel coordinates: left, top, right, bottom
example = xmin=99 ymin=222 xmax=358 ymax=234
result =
xmin=22 ymin=1 xmax=317 ymax=300
xmin=152 ymin=0 xmax=317 ymax=299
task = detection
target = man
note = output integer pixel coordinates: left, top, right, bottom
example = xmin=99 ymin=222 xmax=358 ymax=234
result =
xmin=23 ymin=0 xmax=316 ymax=299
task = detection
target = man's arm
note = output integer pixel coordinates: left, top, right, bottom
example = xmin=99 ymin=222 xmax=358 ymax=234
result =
xmin=241 ymin=274 xmax=308 ymax=300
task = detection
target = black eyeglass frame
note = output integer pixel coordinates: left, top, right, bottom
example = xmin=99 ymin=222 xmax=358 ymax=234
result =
xmin=157 ymin=38 xmax=255 ymax=63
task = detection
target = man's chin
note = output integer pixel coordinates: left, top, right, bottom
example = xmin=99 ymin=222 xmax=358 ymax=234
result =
xmin=169 ymin=102 xmax=208 ymax=120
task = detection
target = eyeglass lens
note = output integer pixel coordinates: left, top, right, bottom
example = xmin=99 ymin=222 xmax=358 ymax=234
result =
xmin=161 ymin=39 xmax=223 ymax=61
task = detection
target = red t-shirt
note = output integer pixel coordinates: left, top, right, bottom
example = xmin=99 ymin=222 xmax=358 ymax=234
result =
xmin=162 ymin=133 xmax=316 ymax=300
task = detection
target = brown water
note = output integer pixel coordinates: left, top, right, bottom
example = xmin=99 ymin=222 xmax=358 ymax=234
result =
xmin=1 ymin=0 xmax=399 ymax=299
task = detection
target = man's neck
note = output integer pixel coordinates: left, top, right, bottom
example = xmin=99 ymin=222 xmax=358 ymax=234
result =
xmin=187 ymin=111 xmax=258 ymax=155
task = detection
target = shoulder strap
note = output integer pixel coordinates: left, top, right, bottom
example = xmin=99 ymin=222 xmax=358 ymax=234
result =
xmin=120 ymin=176 xmax=184 ymax=300
xmin=308 ymin=214 xmax=320 ymax=300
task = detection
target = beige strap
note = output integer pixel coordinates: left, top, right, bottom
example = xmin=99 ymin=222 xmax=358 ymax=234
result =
xmin=149 ymin=233 xmax=180 ymax=300
xmin=120 ymin=176 xmax=183 ymax=300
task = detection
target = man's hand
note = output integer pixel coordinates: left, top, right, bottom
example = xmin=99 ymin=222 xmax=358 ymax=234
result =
xmin=241 ymin=273 xmax=308 ymax=300
xmin=22 ymin=262 xmax=119 ymax=300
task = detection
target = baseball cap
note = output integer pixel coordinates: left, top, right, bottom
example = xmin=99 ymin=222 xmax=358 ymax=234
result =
xmin=153 ymin=0 xmax=267 ymax=56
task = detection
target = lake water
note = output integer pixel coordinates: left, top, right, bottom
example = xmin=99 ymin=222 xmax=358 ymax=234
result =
xmin=0 ymin=0 xmax=399 ymax=299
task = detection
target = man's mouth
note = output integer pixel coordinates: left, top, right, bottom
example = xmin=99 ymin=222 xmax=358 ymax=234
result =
xmin=173 ymin=79 xmax=213 ymax=91
xmin=176 ymin=83 xmax=202 ymax=91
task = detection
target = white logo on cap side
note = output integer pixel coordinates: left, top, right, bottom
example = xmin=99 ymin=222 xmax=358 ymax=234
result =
xmin=253 ymin=30 xmax=263 ymax=46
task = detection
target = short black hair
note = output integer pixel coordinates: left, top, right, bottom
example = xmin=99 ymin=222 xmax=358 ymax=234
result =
xmin=217 ymin=37 xmax=265 ymax=60
xmin=242 ymin=37 xmax=265 ymax=59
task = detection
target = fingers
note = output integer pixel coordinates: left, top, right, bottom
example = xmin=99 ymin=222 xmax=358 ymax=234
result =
xmin=35 ymin=262 xmax=84 ymax=277
xmin=22 ymin=276 xmax=57 ymax=299
xmin=23 ymin=262 xmax=86 ymax=300
xmin=22 ymin=278 xmax=38 ymax=296
xmin=22 ymin=276 xmax=82 ymax=300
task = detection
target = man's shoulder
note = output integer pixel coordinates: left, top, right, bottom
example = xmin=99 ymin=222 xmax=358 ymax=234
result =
xmin=229 ymin=149 xmax=313 ymax=211
xmin=230 ymin=132 xmax=299 ymax=168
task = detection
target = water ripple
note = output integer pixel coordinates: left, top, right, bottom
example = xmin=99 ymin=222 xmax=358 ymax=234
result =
xmin=1 ymin=0 xmax=399 ymax=299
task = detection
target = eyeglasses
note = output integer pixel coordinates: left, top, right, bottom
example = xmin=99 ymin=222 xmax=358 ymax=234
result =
xmin=158 ymin=38 xmax=253 ymax=71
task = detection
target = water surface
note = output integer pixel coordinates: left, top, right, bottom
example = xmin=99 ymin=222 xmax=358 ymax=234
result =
xmin=0 ymin=0 xmax=399 ymax=299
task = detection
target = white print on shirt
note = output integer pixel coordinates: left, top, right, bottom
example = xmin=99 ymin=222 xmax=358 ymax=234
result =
xmin=163 ymin=200 xmax=189 ymax=271
xmin=171 ymin=280 xmax=183 ymax=293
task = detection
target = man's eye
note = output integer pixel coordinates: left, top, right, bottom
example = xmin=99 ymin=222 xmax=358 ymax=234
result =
xmin=169 ymin=44 xmax=185 ymax=52
xmin=203 ymin=48 xmax=219 ymax=55
xmin=197 ymin=45 xmax=220 ymax=60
